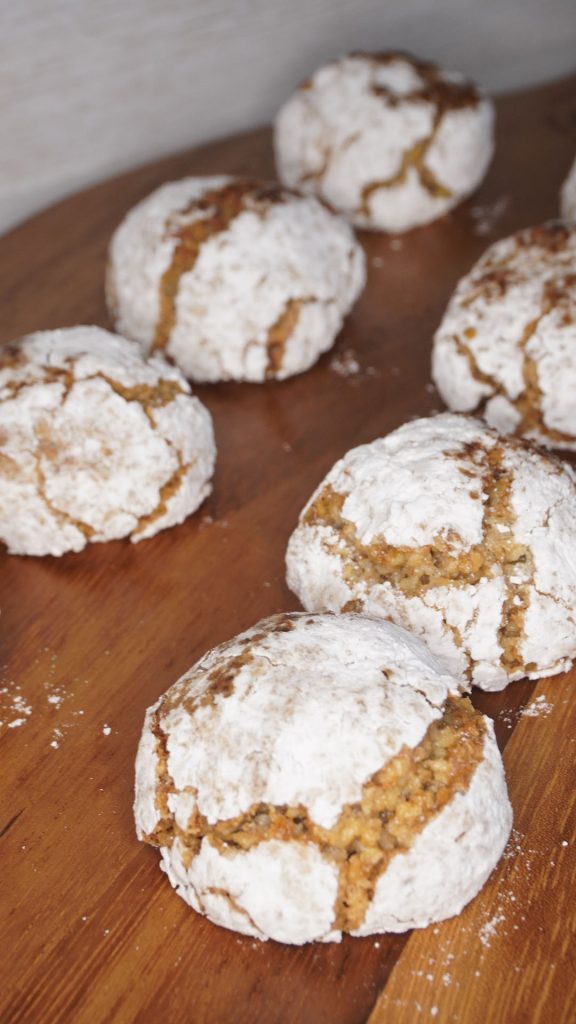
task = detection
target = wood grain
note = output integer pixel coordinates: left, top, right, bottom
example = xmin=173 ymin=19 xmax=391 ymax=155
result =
xmin=1 ymin=74 xmax=576 ymax=1024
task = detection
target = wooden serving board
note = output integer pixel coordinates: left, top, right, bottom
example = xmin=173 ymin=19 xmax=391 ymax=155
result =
xmin=1 ymin=75 xmax=576 ymax=1024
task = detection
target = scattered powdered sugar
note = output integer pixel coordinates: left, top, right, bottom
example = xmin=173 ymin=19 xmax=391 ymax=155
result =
xmin=329 ymin=348 xmax=379 ymax=382
xmin=102 ymin=724 xmax=112 ymax=737
xmin=520 ymin=694 xmax=554 ymax=718
xmin=478 ymin=911 xmax=507 ymax=947
xmin=330 ymin=349 xmax=360 ymax=376
xmin=0 ymin=687 xmax=33 ymax=730
xmin=469 ymin=196 xmax=509 ymax=236
xmin=50 ymin=727 xmax=63 ymax=750
xmin=0 ymin=649 xmax=91 ymax=748
xmin=382 ymin=823 xmax=567 ymax=1019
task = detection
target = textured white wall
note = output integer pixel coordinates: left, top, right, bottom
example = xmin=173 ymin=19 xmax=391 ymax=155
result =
xmin=1 ymin=0 xmax=575 ymax=234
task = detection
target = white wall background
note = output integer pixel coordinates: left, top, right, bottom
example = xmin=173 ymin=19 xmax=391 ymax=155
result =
xmin=1 ymin=0 xmax=575 ymax=234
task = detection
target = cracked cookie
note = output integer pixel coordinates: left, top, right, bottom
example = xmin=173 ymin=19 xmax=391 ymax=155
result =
xmin=0 ymin=326 xmax=215 ymax=556
xmin=432 ymin=223 xmax=576 ymax=449
xmin=286 ymin=414 xmax=576 ymax=691
xmin=560 ymin=155 xmax=576 ymax=221
xmin=107 ymin=176 xmax=365 ymax=382
xmin=134 ymin=612 xmax=511 ymax=944
xmin=274 ymin=51 xmax=494 ymax=233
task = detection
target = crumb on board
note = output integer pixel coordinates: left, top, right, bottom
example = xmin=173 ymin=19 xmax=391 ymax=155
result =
xmin=520 ymin=694 xmax=554 ymax=718
xmin=330 ymin=349 xmax=361 ymax=377
xmin=469 ymin=196 xmax=509 ymax=236
xmin=479 ymin=912 xmax=506 ymax=948
xmin=329 ymin=348 xmax=379 ymax=382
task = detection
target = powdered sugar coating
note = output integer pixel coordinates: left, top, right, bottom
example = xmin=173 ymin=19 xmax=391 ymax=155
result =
xmin=432 ymin=223 xmax=576 ymax=449
xmin=137 ymin=614 xmax=454 ymax=832
xmin=161 ymin=837 xmax=341 ymax=944
xmin=107 ymin=176 xmax=365 ymax=382
xmin=134 ymin=612 xmax=511 ymax=943
xmin=0 ymin=326 xmax=215 ymax=556
xmin=286 ymin=414 xmax=576 ymax=690
xmin=274 ymin=52 xmax=494 ymax=232
xmin=560 ymin=154 xmax=576 ymax=221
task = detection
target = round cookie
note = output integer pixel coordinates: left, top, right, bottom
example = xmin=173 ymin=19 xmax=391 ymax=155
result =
xmin=286 ymin=414 xmax=576 ymax=691
xmin=274 ymin=51 xmax=494 ymax=233
xmin=560 ymin=154 xmax=576 ymax=221
xmin=0 ymin=326 xmax=215 ymax=556
xmin=135 ymin=612 xmax=512 ymax=944
xmin=432 ymin=223 xmax=576 ymax=450
xmin=107 ymin=176 xmax=365 ymax=383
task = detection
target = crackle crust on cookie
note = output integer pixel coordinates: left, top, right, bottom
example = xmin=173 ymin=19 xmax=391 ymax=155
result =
xmin=274 ymin=51 xmax=494 ymax=232
xmin=0 ymin=326 xmax=215 ymax=556
xmin=286 ymin=414 xmax=576 ymax=691
xmin=134 ymin=612 xmax=512 ymax=944
xmin=432 ymin=223 xmax=576 ymax=449
xmin=107 ymin=175 xmax=365 ymax=383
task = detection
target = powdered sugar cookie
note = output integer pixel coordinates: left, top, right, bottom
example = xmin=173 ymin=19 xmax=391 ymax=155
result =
xmin=107 ymin=176 xmax=365 ymax=382
xmin=432 ymin=223 xmax=576 ymax=449
xmin=135 ymin=612 xmax=511 ymax=944
xmin=560 ymin=154 xmax=576 ymax=221
xmin=0 ymin=326 xmax=215 ymax=556
xmin=286 ymin=414 xmax=576 ymax=691
xmin=274 ymin=52 xmax=494 ymax=232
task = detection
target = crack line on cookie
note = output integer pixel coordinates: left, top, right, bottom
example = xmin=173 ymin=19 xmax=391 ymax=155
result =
xmin=358 ymin=135 xmax=451 ymax=217
xmin=205 ymin=887 xmax=263 ymax=935
xmin=467 ymin=441 xmax=533 ymax=676
xmin=34 ymin=459 xmax=95 ymax=541
xmin=130 ymin=457 xmax=195 ymax=539
xmin=265 ymin=299 xmax=302 ymax=380
xmin=0 ymin=357 xmax=186 ymax=431
xmin=152 ymin=181 xmax=293 ymax=355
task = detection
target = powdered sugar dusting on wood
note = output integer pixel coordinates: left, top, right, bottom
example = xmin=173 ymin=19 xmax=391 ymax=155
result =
xmin=329 ymin=348 xmax=379 ymax=383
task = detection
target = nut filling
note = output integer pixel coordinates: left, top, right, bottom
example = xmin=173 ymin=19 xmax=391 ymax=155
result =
xmin=145 ymin=695 xmax=485 ymax=932
xmin=304 ymin=440 xmax=536 ymax=676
